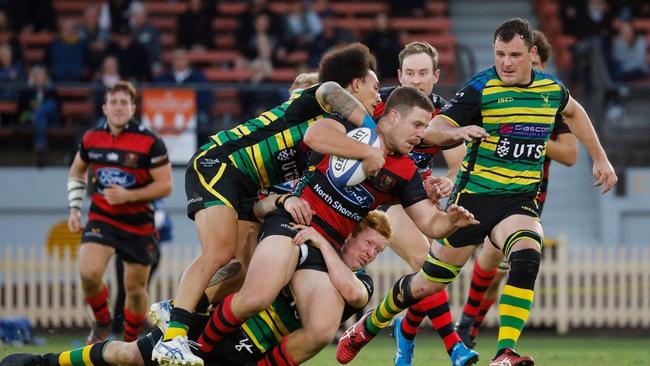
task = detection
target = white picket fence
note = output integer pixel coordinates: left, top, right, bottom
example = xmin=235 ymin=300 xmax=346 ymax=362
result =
xmin=2 ymin=242 xmax=650 ymax=334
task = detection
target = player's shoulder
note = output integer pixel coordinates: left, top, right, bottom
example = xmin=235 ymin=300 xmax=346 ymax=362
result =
xmin=465 ymin=67 xmax=499 ymax=92
xmin=533 ymin=68 xmax=563 ymax=85
xmin=379 ymin=85 xmax=398 ymax=102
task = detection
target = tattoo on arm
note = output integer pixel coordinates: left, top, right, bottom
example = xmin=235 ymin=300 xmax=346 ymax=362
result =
xmin=319 ymin=81 xmax=362 ymax=119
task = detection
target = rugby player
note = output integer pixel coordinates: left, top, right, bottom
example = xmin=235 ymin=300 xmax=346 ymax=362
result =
xmin=154 ymin=43 xmax=384 ymax=365
xmin=453 ymin=29 xmax=578 ymax=349
xmin=337 ymin=18 xmax=616 ymax=366
xmin=196 ymin=86 xmax=478 ymax=365
xmin=66 ymin=81 xmax=172 ymax=344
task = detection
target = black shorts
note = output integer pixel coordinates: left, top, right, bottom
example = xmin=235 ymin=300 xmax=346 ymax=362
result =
xmin=82 ymin=220 xmax=158 ymax=265
xmin=185 ymin=144 xmax=259 ymax=222
xmin=137 ymin=319 xmax=263 ymax=366
xmin=259 ymin=209 xmax=330 ymax=273
xmin=440 ymin=192 xmax=541 ymax=248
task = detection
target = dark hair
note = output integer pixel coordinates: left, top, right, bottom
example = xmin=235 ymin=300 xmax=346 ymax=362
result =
xmin=493 ymin=18 xmax=534 ymax=50
xmin=105 ymin=80 xmax=137 ymax=104
xmin=533 ymin=30 xmax=552 ymax=65
xmin=399 ymin=41 xmax=439 ymax=70
xmin=384 ymin=86 xmax=434 ymax=115
xmin=318 ymin=42 xmax=377 ymax=87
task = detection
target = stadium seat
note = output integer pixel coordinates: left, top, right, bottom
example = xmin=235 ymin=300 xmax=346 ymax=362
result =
xmin=52 ymin=0 xmax=86 ymax=16
xmin=329 ymin=2 xmax=390 ymax=16
xmin=269 ymin=68 xmax=298 ymax=83
xmin=204 ymin=67 xmax=253 ymax=82
xmin=217 ymin=2 xmax=248 ymax=16
xmin=392 ymin=17 xmax=451 ymax=33
xmin=426 ymin=1 xmax=449 ymax=16
xmin=161 ymin=50 xmax=242 ymax=66
xmin=145 ymin=2 xmax=187 ymax=16
xmin=212 ymin=17 xmax=238 ymax=32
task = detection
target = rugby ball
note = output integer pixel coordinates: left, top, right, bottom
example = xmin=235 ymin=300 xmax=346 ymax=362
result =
xmin=327 ymin=127 xmax=381 ymax=186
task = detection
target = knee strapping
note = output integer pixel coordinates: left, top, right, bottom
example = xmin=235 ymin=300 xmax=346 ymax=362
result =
xmin=420 ymin=254 xmax=462 ymax=285
xmin=393 ymin=273 xmax=415 ymax=308
xmin=502 ymin=230 xmax=542 ymax=258
xmin=507 ymin=249 xmax=541 ymax=289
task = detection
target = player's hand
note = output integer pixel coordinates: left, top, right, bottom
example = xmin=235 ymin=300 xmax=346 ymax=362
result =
xmin=447 ymin=204 xmax=479 ymax=227
xmin=68 ymin=208 xmax=83 ymax=232
xmin=453 ymin=126 xmax=489 ymax=142
xmin=592 ymin=158 xmax=617 ymax=194
xmin=291 ymin=224 xmax=328 ymax=248
xmin=427 ymin=176 xmax=454 ymax=198
xmin=103 ymin=185 xmax=132 ymax=205
xmin=361 ymin=145 xmax=385 ymax=177
xmin=284 ymin=196 xmax=315 ymax=225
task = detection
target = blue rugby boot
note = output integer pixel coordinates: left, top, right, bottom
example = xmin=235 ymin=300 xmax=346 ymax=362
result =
xmin=392 ymin=317 xmax=415 ymax=366
xmin=450 ymin=341 xmax=479 ymax=366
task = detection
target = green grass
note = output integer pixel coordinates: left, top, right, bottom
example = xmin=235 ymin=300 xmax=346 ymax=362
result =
xmin=2 ymin=330 xmax=649 ymax=365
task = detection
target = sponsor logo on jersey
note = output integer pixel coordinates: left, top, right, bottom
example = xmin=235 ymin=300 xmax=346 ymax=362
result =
xmin=499 ymin=123 xmax=550 ymax=139
xmin=106 ymin=152 xmax=119 ymax=162
xmin=275 ymin=147 xmax=303 ymax=182
xmin=199 ymin=157 xmax=220 ymax=168
xmin=495 ymin=136 xmax=544 ymax=162
xmin=97 ymin=168 xmax=136 ymax=188
xmin=124 ymin=152 xmax=139 ymax=167
xmin=88 ymin=152 xmax=103 ymax=160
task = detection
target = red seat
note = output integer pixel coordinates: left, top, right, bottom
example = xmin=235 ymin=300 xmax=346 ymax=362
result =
xmin=217 ymin=2 xmax=248 ymax=16
xmin=52 ymin=0 xmax=86 ymax=15
xmin=0 ymin=101 xmax=17 ymax=114
xmin=212 ymin=17 xmax=238 ymax=32
xmin=57 ymin=86 xmax=92 ymax=99
xmin=204 ymin=68 xmax=253 ymax=82
xmin=330 ymin=2 xmax=389 ymax=16
xmin=426 ymin=2 xmax=448 ymax=16
xmin=400 ymin=33 xmax=455 ymax=51
xmin=19 ymin=32 xmax=54 ymax=47
xmin=269 ymin=68 xmax=298 ymax=83
xmin=392 ymin=17 xmax=451 ymax=33
xmin=151 ymin=17 xmax=176 ymax=32
xmin=145 ymin=2 xmax=187 ymax=16
xmin=62 ymin=101 xmax=93 ymax=119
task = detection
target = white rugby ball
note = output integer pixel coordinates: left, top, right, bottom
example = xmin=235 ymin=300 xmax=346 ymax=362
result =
xmin=327 ymin=127 xmax=381 ymax=186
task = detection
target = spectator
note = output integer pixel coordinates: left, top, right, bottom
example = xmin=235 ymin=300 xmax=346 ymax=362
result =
xmin=176 ymin=0 xmax=216 ymax=50
xmin=99 ymin=0 xmax=132 ymax=34
xmin=0 ymin=44 xmax=25 ymax=101
xmin=308 ymin=13 xmax=354 ymax=67
xmin=284 ymin=0 xmax=322 ymax=51
xmin=45 ymin=18 xmax=87 ymax=82
xmin=129 ymin=2 xmax=162 ymax=75
xmin=243 ymin=14 xmax=282 ymax=66
xmin=105 ymin=26 xmax=151 ymax=82
xmin=17 ymin=65 xmax=61 ymax=165
xmin=236 ymin=0 xmax=283 ymax=48
xmin=612 ymin=19 xmax=649 ymax=82
xmin=4 ymin=0 xmax=57 ymax=33
xmin=388 ymin=0 xmax=426 ymax=17
xmin=93 ymin=55 xmax=122 ymax=118
xmin=362 ymin=13 xmax=400 ymax=79
xmin=77 ymin=4 xmax=110 ymax=75
xmin=155 ymin=48 xmax=213 ymax=139
xmin=0 ymin=10 xmax=23 ymax=63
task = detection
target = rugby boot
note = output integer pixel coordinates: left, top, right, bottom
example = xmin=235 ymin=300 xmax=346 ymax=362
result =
xmin=149 ymin=299 xmax=173 ymax=333
xmin=489 ymin=348 xmax=534 ymax=366
xmin=391 ymin=317 xmax=414 ymax=366
xmin=450 ymin=341 xmax=479 ymax=366
xmin=0 ymin=354 xmax=44 ymax=366
xmin=86 ymin=322 xmax=112 ymax=345
xmin=336 ymin=311 xmax=376 ymax=364
xmin=453 ymin=313 xmax=476 ymax=348
xmin=152 ymin=335 xmax=204 ymax=366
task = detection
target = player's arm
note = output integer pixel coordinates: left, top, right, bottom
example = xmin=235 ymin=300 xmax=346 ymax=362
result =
xmin=404 ymin=200 xmax=478 ymax=239
xmin=67 ymin=151 xmax=89 ymax=232
xmin=253 ymin=194 xmax=314 ymax=225
xmin=546 ymin=133 xmax=577 ymax=166
xmin=315 ymin=81 xmax=374 ymax=128
xmin=424 ymin=85 xmax=489 ymax=146
xmin=441 ymin=143 xmax=465 ymax=182
xmin=104 ymin=162 xmax=173 ymax=205
xmin=292 ymin=225 xmax=369 ymax=308
xmin=561 ymin=95 xmax=617 ymax=193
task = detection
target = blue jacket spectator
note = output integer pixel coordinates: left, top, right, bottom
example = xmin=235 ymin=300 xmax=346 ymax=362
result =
xmin=0 ymin=44 xmax=25 ymax=101
xmin=45 ymin=18 xmax=87 ymax=82
xmin=129 ymin=2 xmax=162 ymax=75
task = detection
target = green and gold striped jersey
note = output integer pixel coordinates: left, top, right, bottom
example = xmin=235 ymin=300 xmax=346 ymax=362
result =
xmin=241 ymin=288 xmax=301 ymax=353
xmin=210 ymin=84 xmax=328 ymax=188
xmin=439 ymin=67 xmax=569 ymax=194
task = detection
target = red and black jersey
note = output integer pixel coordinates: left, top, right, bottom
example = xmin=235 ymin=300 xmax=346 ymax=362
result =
xmin=536 ymin=115 xmax=572 ymax=203
xmin=374 ymin=86 xmax=459 ymax=179
xmin=296 ymin=116 xmax=427 ymax=249
xmin=79 ymin=120 xmax=169 ymax=235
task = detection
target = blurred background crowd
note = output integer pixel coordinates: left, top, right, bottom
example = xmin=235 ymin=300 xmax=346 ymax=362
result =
xmin=0 ymin=0 xmax=648 ymax=171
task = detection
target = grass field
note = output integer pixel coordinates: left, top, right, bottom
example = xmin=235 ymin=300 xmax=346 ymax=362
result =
xmin=1 ymin=329 xmax=649 ymax=365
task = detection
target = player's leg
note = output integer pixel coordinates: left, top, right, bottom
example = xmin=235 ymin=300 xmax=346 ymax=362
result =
xmin=0 ymin=340 xmax=145 ymax=366
xmin=78 ymin=228 xmax=115 ymax=344
xmin=470 ymin=265 xmax=507 ymax=343
xmin=385 ymin=205 xmax=472 ymax=365
xmin=122 ymin=261 xmax=151 ymax=342
xmin=488 ymin=214 xmax=543 ymax=365
xmin=261 ymin=269 xmax=344 ymax=365
xmin=337 ymin=244 xmax=475 ymax=363
xmin=455 ymin=239 xmax=502 ymax=347
xmin=198 ymin=233 xmax=300 ymax=353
